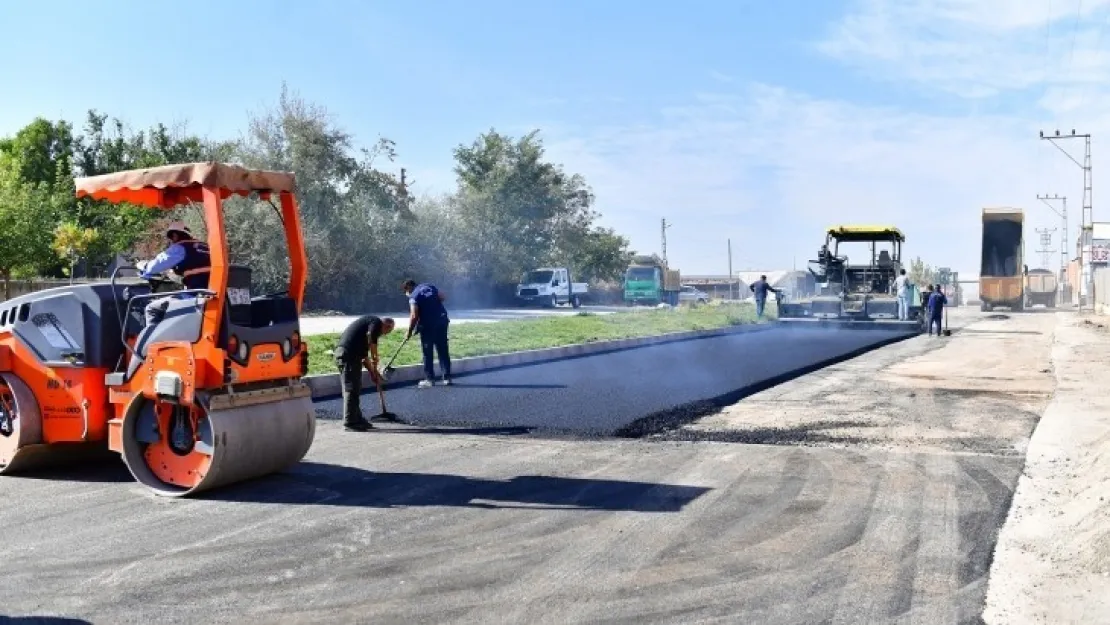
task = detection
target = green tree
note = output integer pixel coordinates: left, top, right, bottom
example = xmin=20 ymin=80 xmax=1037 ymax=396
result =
xmin=228 ymin=84 xmax=411 ymax=309
xmin=451 ymin=129 xmax=595 ymax=284
xmin=52 ymin=221 xmax=100 ymax=283
xmin=907 ymin=256 xmax=937 ymax=289
xmin=0 ymin=166 xmax=59 ymax=298
xmin=71 ymin=110 xmax=232 ymax=274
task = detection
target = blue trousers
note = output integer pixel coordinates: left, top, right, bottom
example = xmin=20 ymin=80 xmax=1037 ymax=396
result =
xmin=755 ymin=298 xmax=766 ymax=318
xmin=928 ymin=313 xmax=943 ymax=334
xmin=419 ymin=322 xmax=451 ymax=380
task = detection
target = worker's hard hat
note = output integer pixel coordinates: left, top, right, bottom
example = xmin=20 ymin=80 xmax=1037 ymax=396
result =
xmin=165 ymin=221 xmax=191 ymax=237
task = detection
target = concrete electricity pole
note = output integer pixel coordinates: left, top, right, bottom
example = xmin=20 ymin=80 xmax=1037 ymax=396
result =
xmin=661 ymin=218 xmax=671 ymax=268
xmin=727 ymin=238 xmax=734 ymax=301
xmin=1035 ymin=228 xmax=1056 ymax=269
xmin=1038 ymin=130 xmax=1093 ymax=310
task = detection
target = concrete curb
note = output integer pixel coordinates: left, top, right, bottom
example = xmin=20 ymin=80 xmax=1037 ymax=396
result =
xmin=305 ymin=322 xmax=779 ymax=401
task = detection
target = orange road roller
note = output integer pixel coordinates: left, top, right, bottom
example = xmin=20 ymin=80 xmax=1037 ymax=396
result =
xmin=0 ymin=162 xmax=316 ymax=497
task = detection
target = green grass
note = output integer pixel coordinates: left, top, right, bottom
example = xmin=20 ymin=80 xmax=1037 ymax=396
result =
xmin=304 ymin=301 xmax=776 ymax=376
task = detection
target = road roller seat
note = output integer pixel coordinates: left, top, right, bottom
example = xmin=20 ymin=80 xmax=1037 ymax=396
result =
xmin=123 ymin=297 xmax=206 ymax=381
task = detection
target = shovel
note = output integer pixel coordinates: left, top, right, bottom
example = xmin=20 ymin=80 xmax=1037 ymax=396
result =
xmin=943 ymin=304 xmax=951 ymax=336
xmin=369 ymin=332 xmax=414 ymax=423
xmin=370 ymin=373 xmax=402 ymax=422
xmin=378 ymin=331 xmax=415 ymax=382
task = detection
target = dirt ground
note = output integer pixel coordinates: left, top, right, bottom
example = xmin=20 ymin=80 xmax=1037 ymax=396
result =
xmin=982 ymin=313 xmax=1110 ymax=625
xmin=676 ymin=307 xmax=1055 ymax=458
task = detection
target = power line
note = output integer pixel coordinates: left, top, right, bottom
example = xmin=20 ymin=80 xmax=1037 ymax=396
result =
xmin=1036 ymin=193 xmax=1070 ymax=300
xmin=1035 ymin=227 xmax=1057 ymax=269
xmin=1038 ymin=129 xmax=1094 ymax=311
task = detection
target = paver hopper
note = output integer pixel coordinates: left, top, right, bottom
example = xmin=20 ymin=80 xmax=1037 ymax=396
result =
xmin=0 ymin=162 xmax=315 ymax=497
xmin=777 ymin=225 xmax=923 ymax=332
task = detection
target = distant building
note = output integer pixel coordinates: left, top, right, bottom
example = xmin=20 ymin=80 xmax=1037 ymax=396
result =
xmin=735 ymin=270 xmax=816 ymax=299
xmin=681 ymin=275 xmax=748 ymax=300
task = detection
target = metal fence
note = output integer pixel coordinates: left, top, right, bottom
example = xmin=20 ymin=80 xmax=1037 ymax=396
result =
xmin=0 ymin=279 xmax=99 ymax=304
xmin=1094 ymin=266 xmax=1110 ymax=315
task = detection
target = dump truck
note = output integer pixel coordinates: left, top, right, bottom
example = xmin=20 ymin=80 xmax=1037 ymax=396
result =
xmin=516 ymin=267 xmax=587 ymax=308
xmin=623 ymin=255 xmax=681 ymax=306
xmin=0 ymin=162 xmax=316 ymax=498
xmin=778 ymin=225 xmax=922 ymax=331
xmin=980 ymin=207 xmax=1025 ymax=312
xmin=1024 ymin=267 xmax=1058 ymax=308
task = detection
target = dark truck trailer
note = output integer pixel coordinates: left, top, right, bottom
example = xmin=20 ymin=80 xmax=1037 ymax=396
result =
xmin=1024 ymin=268 xmax=1058 ymax=308
xmin=980 ymin=207 xmax=1025 ymax=312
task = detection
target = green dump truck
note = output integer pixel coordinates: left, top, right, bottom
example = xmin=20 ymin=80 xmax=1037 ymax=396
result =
xmin=623 ymin=254 xmax=681 ymax=306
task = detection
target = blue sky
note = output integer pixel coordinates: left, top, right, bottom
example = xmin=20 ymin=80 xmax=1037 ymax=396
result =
xmin=3 ymin=0 xmax=1109 ymax=278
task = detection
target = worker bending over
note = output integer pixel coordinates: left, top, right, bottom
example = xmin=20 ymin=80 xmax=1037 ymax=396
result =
xmin=137 ymin=221 xmax=211 ymax=326
xmin=402 ymin=279 xmax=452 ymax=387
xmin=748 ymin=275 xmax=782 ymax=319
xmin=334 ymin=315 xmax=396 ymax=431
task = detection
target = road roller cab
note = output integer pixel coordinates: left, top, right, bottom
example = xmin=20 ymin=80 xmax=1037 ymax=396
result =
xmin=0 ymin=162 xmax=316 ymax=497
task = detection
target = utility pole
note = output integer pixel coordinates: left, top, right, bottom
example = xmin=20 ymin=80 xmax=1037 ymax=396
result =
xmin=1035 ymin=228 xmax=1056 ymax=269
xmin=1036 ymin=194 xmax=1069 ymax=302
xmin=727 ymin=238 xmax=734 ymax=301
xmin=661 ymin=218 xmax=671 ymax=268
xmin=1039 ymin=129 xmax=1093 ymax=310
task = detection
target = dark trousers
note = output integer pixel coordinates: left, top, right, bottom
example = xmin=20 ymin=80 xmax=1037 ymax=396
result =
xmin=337 ymin=358 xmax=364 ymax=424
xmin=928 ymin=313 xmax=943 ymax=335
xmin=755 ymin=298 xmax=766 ymax=318
xmin=419 ymin=323 xmax=451 ymax=381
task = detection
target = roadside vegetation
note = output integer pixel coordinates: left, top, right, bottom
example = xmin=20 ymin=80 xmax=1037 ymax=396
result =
xmin=0 ymin=84 xmax=634 ymax=309
xmin=304 ymin=301 xmax=776 ymax=375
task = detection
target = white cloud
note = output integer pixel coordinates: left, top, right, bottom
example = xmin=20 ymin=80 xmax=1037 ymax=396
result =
xmin=533 ymin=0 xmax=1110 ymax=276
xmin=544 ymin=80 xmax=1110 ymax=276
xmin=816 ymin=0 xmax=1110 ymax=102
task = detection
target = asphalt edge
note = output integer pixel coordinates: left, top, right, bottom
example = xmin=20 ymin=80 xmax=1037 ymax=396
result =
xmin=611 ymin=328 xmax=920 ymax=439
xmin=306 ymin=322 xmax=780 ymax=402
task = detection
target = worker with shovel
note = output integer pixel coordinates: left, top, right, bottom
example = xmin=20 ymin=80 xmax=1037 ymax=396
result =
xmin=334 ymin=315 xmax=396 ymax=431
xmin=927 ymin=284 xmax=948 ymax=337
xmin=402 ymin=279 xmax=452 ymax=387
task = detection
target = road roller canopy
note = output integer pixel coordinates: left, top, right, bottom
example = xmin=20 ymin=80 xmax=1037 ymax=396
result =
xmin=826 ymin=225 xmax=905 ymax=243
xmin=74 ymin=162 xmax=297 ymax=209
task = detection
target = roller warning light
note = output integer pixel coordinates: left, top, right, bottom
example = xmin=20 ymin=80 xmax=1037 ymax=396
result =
xmin=0 ymin=162 xmax=316 ymax=497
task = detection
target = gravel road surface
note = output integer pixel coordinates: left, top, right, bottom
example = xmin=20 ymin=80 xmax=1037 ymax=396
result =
xmin=312 ymin=323 xmax=915 ymax=435
xmin=0 ymin=309 xmax=1063 ymax=624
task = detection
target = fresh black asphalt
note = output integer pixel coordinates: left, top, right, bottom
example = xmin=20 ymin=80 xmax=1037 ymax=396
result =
xmin=315 ymin=324 xmax=917 ymax=436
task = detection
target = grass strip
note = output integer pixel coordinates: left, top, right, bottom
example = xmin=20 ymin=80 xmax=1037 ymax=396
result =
xmin=304 ymin=302 xmax=776 ymax=376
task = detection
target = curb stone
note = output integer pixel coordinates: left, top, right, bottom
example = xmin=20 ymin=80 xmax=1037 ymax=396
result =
xmin=305 ymin=321 xmax=779 ymax=401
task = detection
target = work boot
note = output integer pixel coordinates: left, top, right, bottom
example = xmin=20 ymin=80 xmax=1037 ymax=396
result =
xmin=344 ymin=418 xmax=373 ymax=432
xmin=418 ymin=379 xmax=434 ymax=388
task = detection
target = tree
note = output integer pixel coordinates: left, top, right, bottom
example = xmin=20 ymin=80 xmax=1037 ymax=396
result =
xmin=451 ymin=129 xmax=596 ymax=284
xmin=70 ymin=110 xmax=232 ymax=275
xmin=0 ymin=172 xmax=59 ymax=298
xmin=229 ymin=84 xmax=411 ymax=309
xmin=907 ymin=256 xmax=937 ymax=288
xmin=52 ymin=221 xmax=100 ymax=283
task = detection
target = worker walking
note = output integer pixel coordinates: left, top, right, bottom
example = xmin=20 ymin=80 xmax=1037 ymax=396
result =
xmin=137 ymin=221 xmax=211 ymax=326
xmin=927 ymin=285 xmax=947 ymax=336
xmin=402 ymin=279 xmax=452 ymax=387
xmin=894 ymin=268 xmax=911 ymax=321
xmin=334 ymin=315 xmax=396 ymax=431
xmin=749 ymin=275 xmax=782 ymax=320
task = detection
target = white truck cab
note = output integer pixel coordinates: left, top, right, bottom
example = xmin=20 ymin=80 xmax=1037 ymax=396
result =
xmin=516 ymin=267 xmax=588 ymax=308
